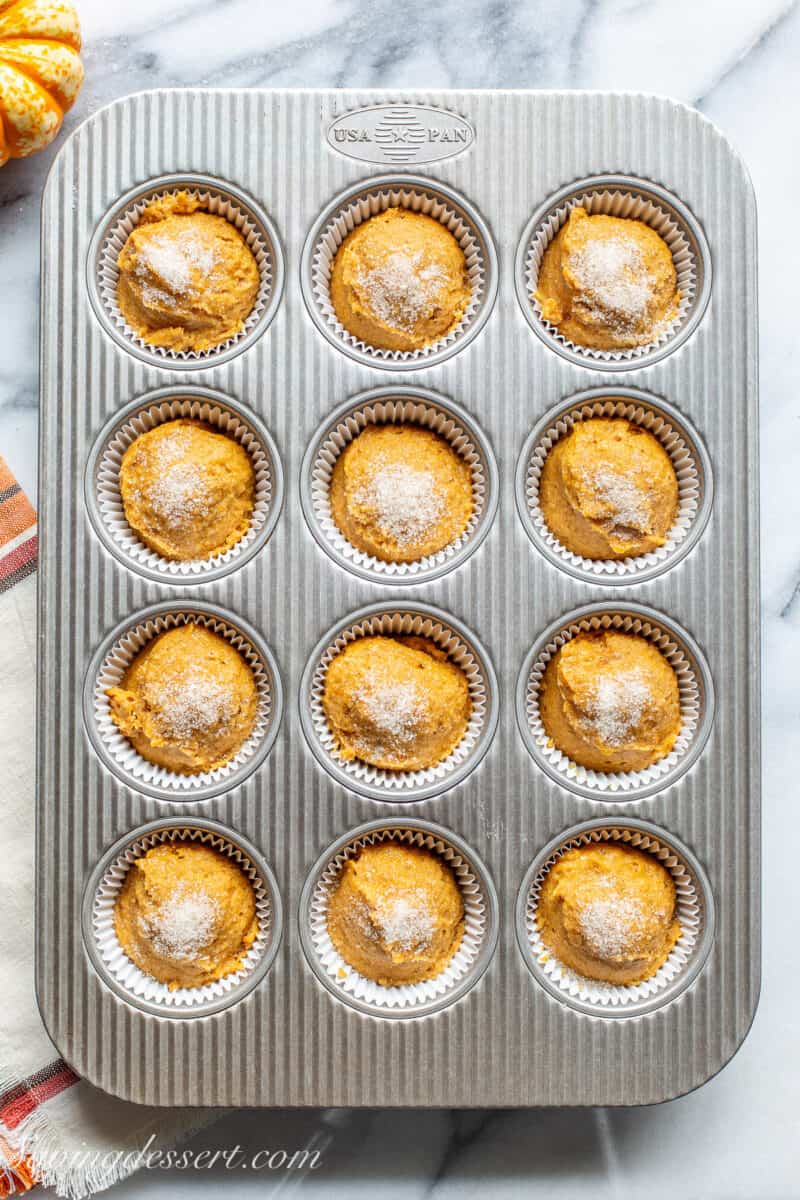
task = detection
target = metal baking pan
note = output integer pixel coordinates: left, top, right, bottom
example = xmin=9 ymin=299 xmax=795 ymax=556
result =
xmin=36 ymin=89 xmax=760 ymax=1106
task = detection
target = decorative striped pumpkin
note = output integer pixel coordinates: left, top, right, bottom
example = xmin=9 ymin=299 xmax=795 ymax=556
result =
xmin=0 ymin=0 xmax=83 ymax=166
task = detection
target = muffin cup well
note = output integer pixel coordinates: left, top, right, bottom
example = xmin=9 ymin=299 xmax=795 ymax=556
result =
xmin=88 ymin=173 xmax=284 ymax=368
xmin=300 ymin=174 xmax=498 ymax=369
xmin=516 ymin=819 xmax=714 ymax=1017
xmin=84 ymin=820 xmax=281 ymax=1017
xmin=515 ymin=175 xmax=711 ymax=369
xmin=84 ymin=604 xmax=282 ymax=802
xmin=516 ymin=604 xmax=714 ymax=801
xmin=86 ymin=386 xmax=283 ymax=585
xmin=300 ymin=820 xmax=498 ymax=1018
xmin=515 ymin=387 xmax=712 ymax=585
xmin=301 ymin=386 xmax=498 ymax=585
xmin=300 ymin=604 xmax=499 ymax=803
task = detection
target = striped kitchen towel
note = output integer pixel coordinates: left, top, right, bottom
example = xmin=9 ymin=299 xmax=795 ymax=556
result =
xmin=0 ymin=459 xmax=37 ymax=591
xmin=0 ymin=457 xmax=212 ymax=1198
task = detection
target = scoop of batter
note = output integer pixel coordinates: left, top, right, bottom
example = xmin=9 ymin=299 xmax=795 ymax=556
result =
xmin=117 ymin=192 xmax=260 ymax=353
xmin=540 ymin=630 xmax=681 ymax=773
xmin=119 ymin=419 xmax=256 ymax=561
xmin=331 ymin=208 xmax=471 ymax=352
xmin=322 ymin=635 xmax=471 ymax=771
xmin=330 ymin=425 xmax=473 ymax=563
xmin=537 ymin=843 xmax=680 ymax=985
xmin=327 ymin=842 xmax=464 ymax=986
xmin=114 ymin=842 xmax=258 ymax=989
xmin=535 ymin=207 xmax=679 ymax=350
xmin=107 ymin=623 xmax=258 ymax=774
xmin=539 ymin=417 xmax=678 ymax=559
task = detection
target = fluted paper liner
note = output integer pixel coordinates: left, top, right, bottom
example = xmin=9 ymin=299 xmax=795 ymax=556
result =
xmin=521 ymin=397 xmax=704 ymax=581
xmin=309 ymin=183 xmax=488 ymax=364
xmin=92 ymin=611 xmax=275 ymax=795
xmin=97 ymin=185 xmax=274 ymax=363
xmin=307 ymin=611 xmax=490 ymax=796
xmin=524 ymin=187 xmax=698 ymax=363
xmin=307 ymin=827 xmax=490 ymax=1013
xmin=94 ymin=396 xmax=276 ymax=580
xmin=308 ymin=396 xmax=489 ymax=580
xmin=92 ymin=826 xmax=273 ymax=1011
xmin=523 ymin=826 xmax=702 ymax=1012
xmin=522 ymin=612 xmax=702 ymax=795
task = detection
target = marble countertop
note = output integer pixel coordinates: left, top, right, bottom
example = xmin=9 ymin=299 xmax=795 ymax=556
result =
xmin=1 ymin=0 xmax=797 ymax=1195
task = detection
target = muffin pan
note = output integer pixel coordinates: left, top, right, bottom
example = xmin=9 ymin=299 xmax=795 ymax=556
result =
xmin=37 ymin=90 xmax=759 ymax=1107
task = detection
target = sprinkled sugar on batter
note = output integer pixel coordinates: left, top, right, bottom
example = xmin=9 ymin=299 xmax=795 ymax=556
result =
xmin=129 ymin=426 xmax=211 ymax=526
xmin=584 ymin=667 xmax=651 ymax=746
xmin=577 ymin=889 xmax=651 ymax=959
xmin=351 ymin=669 xmax=427 ymax=752
xmin=351 ymin=458 xmax=445 ymax=547
xmin=349 ymin=885 xmax=436 ymax=952
xmin=356 ymin=251 xmax=447 ymax=333
xmin=581 ymin=465 xmax=653 ymax=536
xmin=143 ymin=882 xmax=220 ymax=962
xmin=567 ymin=236 xmax=655 ymax=332
xmin=150 ymin=662 xmax=238 ymax=740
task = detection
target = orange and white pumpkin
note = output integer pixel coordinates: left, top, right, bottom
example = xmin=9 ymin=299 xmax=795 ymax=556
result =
xmin=0 ymin=0 xmax=83 ymax=166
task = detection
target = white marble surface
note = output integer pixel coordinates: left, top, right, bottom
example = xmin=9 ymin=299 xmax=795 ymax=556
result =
xmin=2 ymin=0 xmax=797 ymax=1195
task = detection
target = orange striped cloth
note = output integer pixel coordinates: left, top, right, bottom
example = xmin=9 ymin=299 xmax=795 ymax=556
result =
xmin=0 ymin=457 xmax=211 ymax=1197
xmin=0 ymin=458 xmax=36 ymax=595
xmin=0 ymin=1135 xmax=35 ymax=1198
xmin=0 ymin=456 xmax=41 ymax=1197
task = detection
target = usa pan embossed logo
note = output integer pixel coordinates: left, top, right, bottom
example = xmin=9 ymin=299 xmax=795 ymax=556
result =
xmin=327 ymin=104 xmax=475 ymax=165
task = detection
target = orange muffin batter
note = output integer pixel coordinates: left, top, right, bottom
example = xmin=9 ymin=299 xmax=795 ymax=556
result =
xmin=330 ymin=425 xmax=473 ymax=563
xmin=539 ymin=417 xmax=678 ymax=560
xmin=107 ymin=623 xmax=258 ymax=774
xmin=537 ymin=842 xmax=681 ymax=985
xmin=327 ymin=842 xmax=464 ymax=985
xmin=535 ymin=207 xmax=679 ymax=350
xmin=119 ymin=419 xmax=255 ymax=561
xmin=322 ymin=635 xmax=471 ymax=771
xmin=114 ymin=842 xmax=258 ymax=989
xmin=117 ymin=192 xmax=260 ymax=353
xmin=331 ymin=208 xmax=471 ymax=351
xmin=540 ymin=630 xmax=681 ymax=773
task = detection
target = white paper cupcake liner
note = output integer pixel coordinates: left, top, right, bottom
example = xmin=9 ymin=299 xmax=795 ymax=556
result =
xmin=303 ymin=608 xmax=496 ymax=801
xmin=305 ymin=390 xmax=494 ymax=582
xmin=90 ymin=609 xmax=278 ymax=798
xmin=91 ymin=825 xmax=275 ymax=1012
xmin=521 ymin=182 xmax=703 ymax=365
xmin=304 ymin=826 xmax=494 ymax=1016
xmin=95 ymin=179 xmax=276 ymax=365
xmin=519 ymin=609 xmax=711 ymax=799
xmin=91 ymin=393 xmax=279 ymax=581
xmin=518 ymin=392 xmax=710 ymax=582
xmin=520 ymin=824 xmax=709 ymax=1015
xmin=306 ymin=179 xmax=493 ymax=366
